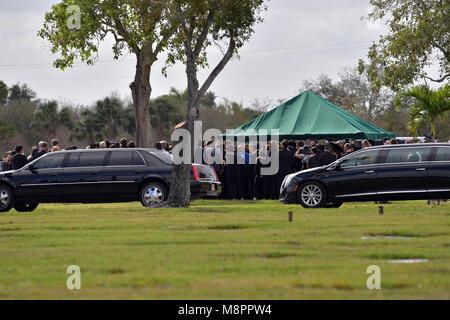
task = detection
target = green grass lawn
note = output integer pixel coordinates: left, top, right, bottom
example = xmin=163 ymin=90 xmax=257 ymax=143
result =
xmin=0 ymin=200 xmax=448 ymax=299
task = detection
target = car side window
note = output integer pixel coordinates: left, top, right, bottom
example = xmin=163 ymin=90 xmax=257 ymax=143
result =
xmin=139 ymin=151 xmax=165 ymax=166
xmin=132 ymin=151 xmax=145 ymax=166
xmin=108 ymin=151 xmax=133 ymax=166
xmin=66 ymin=152 xmax=81 ymax=168
xmin=434 ymin=147 xmax=450 ymax=161
xmin=76 ymin=152 xmax=107 ymax=167
xmin=340 ymin=150 xmax=379 ymax=168
xmin=32 ymin=153 xmax=66 ymax=169
xmin=107 ymin=151 xmax=145 ymax=166
xmin=384 ymin=147 xmax=432 ymax=164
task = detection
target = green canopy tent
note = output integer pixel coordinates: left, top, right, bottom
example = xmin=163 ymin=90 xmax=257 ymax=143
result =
xmin=225 ymin=91 xmax=395 ymax=140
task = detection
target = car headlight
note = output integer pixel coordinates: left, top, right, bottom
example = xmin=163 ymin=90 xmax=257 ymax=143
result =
xmin=283 ymin=173 xmax=296 ymax=188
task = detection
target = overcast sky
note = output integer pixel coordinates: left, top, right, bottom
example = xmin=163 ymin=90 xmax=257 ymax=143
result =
xmin=0 ymin=0 xmax=386 ymax=107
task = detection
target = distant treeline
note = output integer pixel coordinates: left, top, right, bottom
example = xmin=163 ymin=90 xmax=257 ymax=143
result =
xmin=0 ymin=83 xmax=262 ymax=152
xmin=1 ymin=67 xmax=448 ymax=152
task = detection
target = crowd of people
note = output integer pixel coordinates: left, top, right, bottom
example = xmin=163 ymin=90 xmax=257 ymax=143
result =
xmin=1 ymin=137 xmax=140 ymax=172
xmin=207 ymin=136 xmax=445 ymax=201
xmin=1 ymin=135 xmax=440 ymax=202
xmin=204 ymin=139 xmax=375 ymax=201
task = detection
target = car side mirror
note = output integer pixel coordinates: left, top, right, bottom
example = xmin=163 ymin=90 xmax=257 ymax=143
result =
xmin=28 ymin=164 xmax=38 ymax=173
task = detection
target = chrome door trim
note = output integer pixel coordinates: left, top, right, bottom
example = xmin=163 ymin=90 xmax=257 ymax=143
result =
xmin=20 ymin=181 xmax=136 ymax=187
xmin=336 ymin=189 xmax=430 ymax=198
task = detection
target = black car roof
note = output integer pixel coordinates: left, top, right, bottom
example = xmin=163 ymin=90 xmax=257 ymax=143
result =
xmin=55 ymin=148 xmax=157 ymax=153
xmin=366 ymin=143 xmax=449 ymax=150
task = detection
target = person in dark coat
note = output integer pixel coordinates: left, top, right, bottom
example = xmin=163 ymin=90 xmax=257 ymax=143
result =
xmin=11 ymin=145 xmax=28 ymax=170
xmin=27 ymin=146 xmax=39 ymax=162
xmin=254 ymin=143 xmax=273 ymax=199
xmin=342 ymin=143 xmax=352 ymax=157
xmin=36 ymin=141 xmax=49 ymax=159
xmin=1 ymin=151 xmax=13 ymax=172
xmin=318 ymin=143 xmax=338 ymax=166
xmin=276 ymin=140 xmax=293 ymax=198
xmin=292 ymin=141 xmax=304 ymax=172
xmin=225 ymin=145 xmax=242 ymax=200
xmin=238 ymin=144 xmax=251 ymax=199
xmin=307 ymin=147 xmax=321 ymax=169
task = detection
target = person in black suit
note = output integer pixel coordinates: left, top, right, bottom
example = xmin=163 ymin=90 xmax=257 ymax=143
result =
xmin=318 ymin=143 xmax=338 ymax=166
xmin=36 ymin=141 xmax=49 ymax=159
xmin=342 ymin=143 xmax=352 ymax=157
xmin=11 ymin=145 xmax=28 ymax=170
xmin=275 ymin=140 xmax=293 ymax=198
xmin=307 ymin=147 xmax=321 ymax=169
xmin=1 ymin=151 xmax=13 ymax=172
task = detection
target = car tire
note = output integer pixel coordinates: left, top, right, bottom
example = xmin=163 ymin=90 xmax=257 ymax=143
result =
xmin=0 ymin=184 xmax=15 ymax=213
xmin=140 ymin=182 xmax=167 ymax=208
xmin=297 ymin=181 xmax=327 ymax=209
xmin=14 ymin=203 xmax=39 ymax=212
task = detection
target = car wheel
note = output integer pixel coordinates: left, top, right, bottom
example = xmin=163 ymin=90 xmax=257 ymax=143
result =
xmin=0 ymin=185 xmax=15 ymax=213
xmin=14 ymin=203 xmax=39 ymax=212
xmin=297 ymin=182 xmax=327 ymax=209
xmin=140 ymin=182 xmax=167 ymax=208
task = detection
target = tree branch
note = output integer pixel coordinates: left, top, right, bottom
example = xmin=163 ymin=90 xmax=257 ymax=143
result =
xmin=153 ymin=25 xmax=176 ymax=58
xmin=111 ymin=0 xmax=140 ymax=53
xmin=176 ymin=3 xmax=193 ymax=56
xmin=424 ymin=73 xmax=450 ymax=83
xmin=193 ymin=9 xmax=215 ymax=57
xmin=198 ymin=37 xmax=236 ymax=98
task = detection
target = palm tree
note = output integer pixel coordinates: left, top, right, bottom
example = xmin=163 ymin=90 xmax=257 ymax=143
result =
xmin=31 ymin=101 xmax=74 ymax=138
xmin=92 ymin=96 xmax=125 ymax=139
xmin=395 ymin=84 xmax=450 ymax=141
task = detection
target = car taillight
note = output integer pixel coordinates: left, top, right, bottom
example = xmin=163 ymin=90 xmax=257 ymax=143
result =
xmin=192 ymin=165 xmax=199 ymax=181
xmin=211 ymin=167 xmax=219 ymax=182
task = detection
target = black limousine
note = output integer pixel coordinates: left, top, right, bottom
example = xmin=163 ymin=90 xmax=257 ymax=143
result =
xmin=0 ymin=149 xmax=220 ymax=212
xmin=280 ymin=143 xmax=450 ymax=208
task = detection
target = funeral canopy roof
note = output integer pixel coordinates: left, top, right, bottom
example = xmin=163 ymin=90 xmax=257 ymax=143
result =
xmin=226 ymin=91 xmax=395 ymax=140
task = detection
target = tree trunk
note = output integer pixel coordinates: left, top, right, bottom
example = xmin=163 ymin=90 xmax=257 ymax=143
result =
xmin=166 ymin=59 xmax=200 ymax=207
xmin=130 ymin=55 xmax=152 ymax=147
xmin=431 ymin=121 xmax=436 ymax=142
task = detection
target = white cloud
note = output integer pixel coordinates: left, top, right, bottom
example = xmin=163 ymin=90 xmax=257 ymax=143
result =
xmin=0 ymin=0 xmax=385 ymax=106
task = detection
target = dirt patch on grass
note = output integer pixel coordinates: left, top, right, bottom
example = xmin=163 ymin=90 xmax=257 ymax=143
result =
xmin=295 ymin=282 xmax=354 ymax=291
xmin=207 ymin=224 xmax=248 ymax=230
xmin=258 ymin=252 xmax=299 ymax=259
xmin=0 ymin=226 xmax=21 ymax=232
xmin=190 ymin=208 xmax=233 ymax=213
xmin=107 ymin=267 xmax=125 ymax=274
xmin=362 ymin=252 xmax=428 ymax=260
xmin=126 ymin=240 xmax=219 ymax=246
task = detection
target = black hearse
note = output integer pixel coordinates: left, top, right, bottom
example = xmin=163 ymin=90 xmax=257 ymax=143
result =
xmin=0 ymin=149 xmax=220 ymax=212
xmin=280 ymin=143 xmax=450 ymax=208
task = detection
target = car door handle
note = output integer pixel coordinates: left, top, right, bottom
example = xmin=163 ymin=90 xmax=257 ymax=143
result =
xmin=51 ymin=173 xmax=58 ymax=176
xmin=416 ymin=168 xmax=427 ymax=171
xmin=365 ymin=170 xmax=375 ymax=174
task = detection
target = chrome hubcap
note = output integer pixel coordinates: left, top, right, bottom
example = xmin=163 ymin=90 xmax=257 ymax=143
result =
xmin=0 ymin=188 xmax=10 ymax=209
xmin=143 ymin=186 xmax=163 ymax=206
xmin=301 ymin=185 xmax=322 ymax=207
